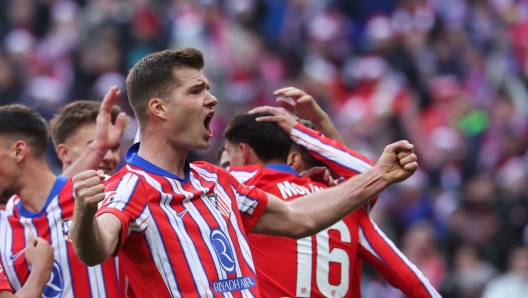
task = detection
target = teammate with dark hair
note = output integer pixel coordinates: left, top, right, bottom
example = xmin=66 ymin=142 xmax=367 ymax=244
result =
xmin=0 ymin=103 xmax=127 ymax=298
xmin=224 ymin=87 xmax=441 ymax=297
xmin=0 ymin=104 xmax=55 ymax=298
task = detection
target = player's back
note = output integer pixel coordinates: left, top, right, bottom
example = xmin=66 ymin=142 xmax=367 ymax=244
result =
xmin=0 ymin=176 xmax=126 ymax=298
xmin=229 ymin=164 xmax=363 ymax=298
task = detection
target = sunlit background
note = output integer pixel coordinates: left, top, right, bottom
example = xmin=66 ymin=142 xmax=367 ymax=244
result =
xmin=1 ymin=0 xmax=527 ymax=297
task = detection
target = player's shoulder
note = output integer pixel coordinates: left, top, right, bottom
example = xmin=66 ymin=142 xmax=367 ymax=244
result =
xmin=103 ymin=165 xmax=148 ymax=189
xmin=226 ymin=165 xmax=262 ymax=183
xmin=190 ymin=160 xmax=229 ymax=175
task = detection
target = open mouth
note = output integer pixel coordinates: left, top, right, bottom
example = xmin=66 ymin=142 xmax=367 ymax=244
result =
xmin=204 ymin=111 xmax=214 ymax=136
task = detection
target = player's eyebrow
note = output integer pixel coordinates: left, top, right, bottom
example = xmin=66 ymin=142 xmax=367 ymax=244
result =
xmin=188 ymin=81 xmax=210 ymax=91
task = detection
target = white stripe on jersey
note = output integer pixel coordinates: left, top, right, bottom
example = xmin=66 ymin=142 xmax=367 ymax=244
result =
xmin=0 ymin=212 xmax=22 ymax=290
xmin=192 ymin=166 xmax=259 ymax=218
xmin=159 ymin=177 xmax=213 ymax=297
xmin=124 ymin=169 xmax=181 ymax=296
xmin=106 ymin=172 xmax=141 ymax=212
xmin=227 ymin=215 xmax=257 ymax=298
xmin=188 ymin=174 xmax=255 ymax=298
xmin=189 ymin=167 xmax=256 ymax=274
xmin=46 ymin=191 xmax=75 ymax=297
xmin=87 ymin=265 xmax=108 ymax=298
xmin=190 ymin=166 xmax=232 ymax=216
xmin=129 ymin=205 xmax=150 ymax=234
xmin=4 ymin=195 xmax=17 ymax=216
xmin=227 ymin=170 xmax=258 ymax=184
xmin=230 ymin=186 xmax=257 ymax=217
xmin=367 ymin=219 xmax=441 ymax=298
xmin=175 ymin=177 xmax=229 ymax=280
xmin=290 ymin=127 xmax=372 ymax=173
xmin=358 ymin=226 xmax=382 ymax=261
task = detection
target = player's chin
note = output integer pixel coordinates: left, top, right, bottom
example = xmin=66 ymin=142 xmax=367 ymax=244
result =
xmin=194 ymin=139 xmax=211 ymax=150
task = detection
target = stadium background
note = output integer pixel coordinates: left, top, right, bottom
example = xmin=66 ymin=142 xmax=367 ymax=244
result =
xmin=0 ymin=0 xmax=527 ymax=297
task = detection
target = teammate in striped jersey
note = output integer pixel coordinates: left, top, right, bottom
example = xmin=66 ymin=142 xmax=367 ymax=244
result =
xmin=224 ymin=108 xmax=441 ymax=297
xmin=0 ymin=232 xmax=54 ymax=297
xmin=69 ymin=48 xmax=419 ymax=297
xmin=0 ymin=104 xmax=127 ymax=298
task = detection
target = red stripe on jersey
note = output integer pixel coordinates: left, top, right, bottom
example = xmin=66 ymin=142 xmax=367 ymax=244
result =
xmin=97 ymin=159 xmax=268 ymax=298
xmin=0 ymin=262 xmax=12 ymax=293
xmin=290 ymin=123 xmax=379 ymax=211
xmin=2 ymin=177 xmax=126 ymax=298
xmin=357 ymin=208 xmax=440 ymax=297
xmin=231 ymin=164 xmax=438 ymax=298
xmin=291 ymin=123 xmax=374 ymax=177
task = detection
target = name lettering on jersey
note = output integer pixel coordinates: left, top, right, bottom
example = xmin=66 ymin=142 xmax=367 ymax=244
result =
xmin=43 ymin=261 xmax=64 ymax=298
xmin=206 ymin=193 xmax=230 ymax=218
xmin=212 ymin=276 xmax=256 ymax=293
xmin=62 ymin=218 xmax=72 ymax=242
xmin=277 ymin=181 xmax=324 ymax=200
xmin=210 ymin=229 xmax=236 ymax=273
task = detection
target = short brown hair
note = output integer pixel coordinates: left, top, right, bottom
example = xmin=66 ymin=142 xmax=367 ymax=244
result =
xmin=0 ymin=104 xmax=49 ymax=157
xmin=126 ymin=48 xmax=205 ymax=128
xmin=49 ymin=100 xmax=122 ymax=147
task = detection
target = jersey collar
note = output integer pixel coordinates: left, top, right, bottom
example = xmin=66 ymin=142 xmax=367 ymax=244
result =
xmin=125 ymin=142 xmax=190 ymax=182
xmin=265 ymin=164 xmax=300 ymax=177
xmin=17 ymin=175 xmax=68 ymax=218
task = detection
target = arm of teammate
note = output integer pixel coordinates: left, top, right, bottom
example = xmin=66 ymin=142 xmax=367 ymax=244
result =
xmin=62 ymin=86 xmax=127 ymax=177
xmin=252 ymin=140 xmax=418 ymax=238
xmin=356 ymin=210 xmax=441 ymax=298
xmin=250 ymin=105 xmax=373 ymax=178
xmin=254 ymin=87 xmax=346 ymax=145
xmin=69 ymin=170 xmax=122 ymax=266
xmin=0 ymin=233 xmax=55 ymax=298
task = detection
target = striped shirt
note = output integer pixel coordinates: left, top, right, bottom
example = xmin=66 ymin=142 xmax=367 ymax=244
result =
xmin=0 ymin=176 xmax=126 ymax=298
xmin=97 ymin=143 xmax=268 ymax=297
xmin=226 ymin=124 xmax=441 ymax=298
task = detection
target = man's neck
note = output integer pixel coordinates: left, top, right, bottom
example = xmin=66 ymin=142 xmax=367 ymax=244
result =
xmin=18 ymin=162 xmax=57 ymax=213
xmin=137 ymin=136 xmax=189 ymax=178
xmin=254 ymin=158 xmax=288 ymax=169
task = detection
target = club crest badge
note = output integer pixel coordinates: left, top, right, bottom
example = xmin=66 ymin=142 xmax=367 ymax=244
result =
xmin=62 ymin=218 xmax=73 ymax=242
xmin=205 ymin=193 xmax=230 ymax=218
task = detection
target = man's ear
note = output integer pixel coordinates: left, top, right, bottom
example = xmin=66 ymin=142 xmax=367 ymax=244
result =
xmin=56 ymin=144 xmax=72 ymax=164
xmin=148 ymin=98 xmax=168 ymax=121
xmin=239 ymin=143 xmax=253 ymax=165
xmin=287 ymin=151 xmax=303 ymax=172
xmin=12 ymin=141 xmax=29 ymax=163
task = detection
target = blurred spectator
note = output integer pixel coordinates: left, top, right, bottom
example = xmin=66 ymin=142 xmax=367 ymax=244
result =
xmin=447 ymin=245 xmax=498 ymax=298
xmin=482 ymin=245 xmax=528 ymax=298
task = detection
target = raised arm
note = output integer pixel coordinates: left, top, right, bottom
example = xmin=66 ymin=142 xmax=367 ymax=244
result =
xmin=0 ymin=233 xmax=55 ymax=298
xmin=62 ymin=86 xmax=127 ymax=177
xmin=69 ymin=170 xmax=122 ymax=266
xmin=252 ymin=140 xmax=418 ymax=238
xmin=250 ymin=105 xmax=372 ymax=178
xmin=251 ymin=87 xmax=346 ymax=145
xmin=356 ymin=209 xmax=442 ymax=297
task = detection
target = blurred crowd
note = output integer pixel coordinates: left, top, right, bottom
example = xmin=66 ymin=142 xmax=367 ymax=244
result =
xmin=1 ymin=0 xmax=527 ymax=297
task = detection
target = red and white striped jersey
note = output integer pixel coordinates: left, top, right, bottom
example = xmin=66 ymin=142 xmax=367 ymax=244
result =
xmin=226 ymin=123 xmax=441 ymax=298
xmin=0 ymin=176 xmax=126 ymax=298
xmin=0 ymin=263 xmax=12 ymax=293
xmin=96 ymin=143 xmax=269 ymax=298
